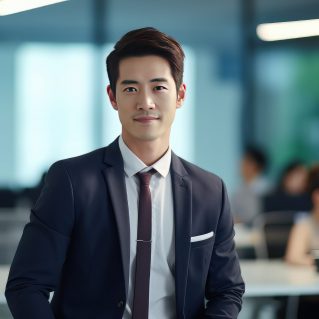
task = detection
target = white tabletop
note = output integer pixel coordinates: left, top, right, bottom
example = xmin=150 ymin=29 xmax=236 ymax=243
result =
xmin=0 ymin=265 xmax=9 ymax=304
xmin=234 ymin=224 xmax=262 ymax=248
xmin=2 ymin=261 xmax=319 ymax=303
xmin=241 ymin=260 xmax=319 ymax=297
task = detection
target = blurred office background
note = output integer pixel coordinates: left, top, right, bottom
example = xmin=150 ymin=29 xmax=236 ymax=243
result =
xmin=1 ymin=0 xmax=319 ymax=318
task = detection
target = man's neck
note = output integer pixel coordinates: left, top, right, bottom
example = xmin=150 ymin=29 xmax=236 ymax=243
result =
xmin=122 ymin=136 xmax=169 ymax=166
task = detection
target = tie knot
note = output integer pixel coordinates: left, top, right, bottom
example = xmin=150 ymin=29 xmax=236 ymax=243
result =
xmin=137 ymin=169 xmax=155 ymax=186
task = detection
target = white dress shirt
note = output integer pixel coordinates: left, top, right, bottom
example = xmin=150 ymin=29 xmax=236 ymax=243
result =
xmin=119 ymin=136 xmax=176 ymax=319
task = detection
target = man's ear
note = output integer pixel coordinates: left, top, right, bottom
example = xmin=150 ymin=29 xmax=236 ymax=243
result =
xmin=176 ymin=83 xmax=186 ymax=108
xmin=107 ymin=85 xmax=118 ymax=110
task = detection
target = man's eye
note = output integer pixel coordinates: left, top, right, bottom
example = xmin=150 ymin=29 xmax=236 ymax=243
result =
xmin=124 ymin=87 xmax=137 ymax=92
xmin=154 ymin=86 xmax=167 ymax=91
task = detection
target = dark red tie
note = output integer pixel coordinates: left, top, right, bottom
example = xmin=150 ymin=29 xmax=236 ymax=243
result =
xmin=132 ymin=171 xmax=154 ymax=319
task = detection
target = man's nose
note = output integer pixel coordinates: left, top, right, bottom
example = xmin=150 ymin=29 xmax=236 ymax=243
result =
xmin=136 ymin=90 xmax=155 ymax=110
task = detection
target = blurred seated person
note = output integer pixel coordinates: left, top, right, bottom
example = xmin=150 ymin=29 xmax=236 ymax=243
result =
xmin=285 ymin=165 xmax=319 ymax=266
xmin=277 ymin=161 xmax=308 ymax=195
xmin=262 ymin=161 xmax=311 ymax=212
xmin=231 ymin=146 xmax=271 ymax=226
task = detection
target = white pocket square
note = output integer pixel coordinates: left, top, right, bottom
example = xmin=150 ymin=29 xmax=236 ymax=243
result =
xmin=190 ymin=231 xmax=214 ymax=242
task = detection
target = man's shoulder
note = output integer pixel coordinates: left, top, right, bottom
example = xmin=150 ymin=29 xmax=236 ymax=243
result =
xmin=174 ymin=155 xmax=222 ymax=186
xmin=57 ymin=147 xmax=106 ymax=168
xmin=50 ymin=138 xmax=120 ymax=173
xmin=174 ymin=155 xmax=227 ymax=205
xmin=47 ymin=146 xmax=110 ymax=181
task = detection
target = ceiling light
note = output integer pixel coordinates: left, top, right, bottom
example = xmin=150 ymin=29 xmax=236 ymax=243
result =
xmin=257 ymin=19 xmax=319 ymax=41
xmin=0 ymin=0 xmax=68 ymax=16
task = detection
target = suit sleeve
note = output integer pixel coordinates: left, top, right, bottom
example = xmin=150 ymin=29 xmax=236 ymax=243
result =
xmin=5 ymin=161 xmax=75 ymax=319
xmin=203 ymin=179 xmax=245 ymax=318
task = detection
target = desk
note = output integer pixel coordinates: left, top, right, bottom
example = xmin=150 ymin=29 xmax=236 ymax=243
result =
xmin=241 ymin=260 xmax=319 ymax=297
xmin=241 ymin=260 xmax=319 ymax=319
xmin=0 ymin=265 xmax=9 ymax=304
xmin=234 ymin=224 xmax=261 ymax=248
xmin=234 ymin=224 xmax=267 ymax=259
xmin=0 ymin=209 xmax=29 ymax=265
xmin=2 ymin=262 xmax=319 ymax=308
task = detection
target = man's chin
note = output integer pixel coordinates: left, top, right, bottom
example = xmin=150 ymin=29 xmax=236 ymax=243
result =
xmin=135 ymin=134 xmax=159 ymax=142
xmin=123 ymin=129 xmax=168 ymax=144
xmin=132 ymin=131 xmax=168 ymax=142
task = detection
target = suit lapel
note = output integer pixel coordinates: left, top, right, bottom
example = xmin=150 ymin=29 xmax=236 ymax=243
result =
xmin=101 ymin=142 xmax=192 ymax=312
xmin=102 ymin=138 xmax=130 ymax=298
xmin=171 ymin=153 xmax=192 ymax=318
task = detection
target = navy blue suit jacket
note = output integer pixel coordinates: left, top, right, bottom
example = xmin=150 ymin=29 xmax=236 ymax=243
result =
xmin=6 ymin=138 xmax=244 ymax=318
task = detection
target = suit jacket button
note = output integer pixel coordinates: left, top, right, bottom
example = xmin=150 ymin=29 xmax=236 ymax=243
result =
xmin=117 ymin=300 xmax=124 ymax=308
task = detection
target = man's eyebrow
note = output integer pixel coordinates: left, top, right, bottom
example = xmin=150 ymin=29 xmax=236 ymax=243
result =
xmin=150 ymin=78 xmax=168 ymax=83
xmin=120 ymin=78 xmax=168 ymax=85
xmin=120 ymin=80 xmax=139 ymax=85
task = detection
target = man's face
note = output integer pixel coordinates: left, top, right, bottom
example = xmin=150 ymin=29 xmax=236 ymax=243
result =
xmin=107 ymin=55 xmax=185 ymax=148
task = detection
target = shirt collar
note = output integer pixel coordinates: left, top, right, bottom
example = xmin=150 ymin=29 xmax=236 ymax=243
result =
xmin=119 ymin=135 xmax=171 ymax=178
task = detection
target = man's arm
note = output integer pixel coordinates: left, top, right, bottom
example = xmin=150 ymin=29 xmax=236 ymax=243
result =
xmin=5 ymin=161 xmax=75 ymax=319
xmin=204 ymin=180 xmax=245 ymax=318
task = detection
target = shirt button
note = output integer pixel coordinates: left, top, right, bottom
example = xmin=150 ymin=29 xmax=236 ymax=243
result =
xmin=117 ymin=300 xmax=124 ymax=308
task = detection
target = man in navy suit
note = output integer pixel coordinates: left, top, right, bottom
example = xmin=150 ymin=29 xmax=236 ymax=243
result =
xmin=6 ymin=27 xmax=244 ymax=318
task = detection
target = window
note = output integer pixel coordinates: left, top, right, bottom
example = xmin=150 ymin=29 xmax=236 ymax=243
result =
xmin=15 ymin=44 xmax=95 ymax=186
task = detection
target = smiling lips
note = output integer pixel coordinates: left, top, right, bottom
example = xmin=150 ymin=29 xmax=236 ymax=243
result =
xmin=134 ymin=115 xmax=160 ymax=123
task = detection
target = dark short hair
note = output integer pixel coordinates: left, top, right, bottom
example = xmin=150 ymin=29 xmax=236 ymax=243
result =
xmin=308 ymin=164 xmax=319 ymax=195
xmin=106 ymin=27 xmax=185 ymax=95
xmin=282 ymin=160 xmax=305 ymax=173
xmin=244 ymin=146 xmax=267 ymax=170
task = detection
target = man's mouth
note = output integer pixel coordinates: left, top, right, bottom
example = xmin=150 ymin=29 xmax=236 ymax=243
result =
xmin=134 ymin=115 xmax=160 ymax=123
